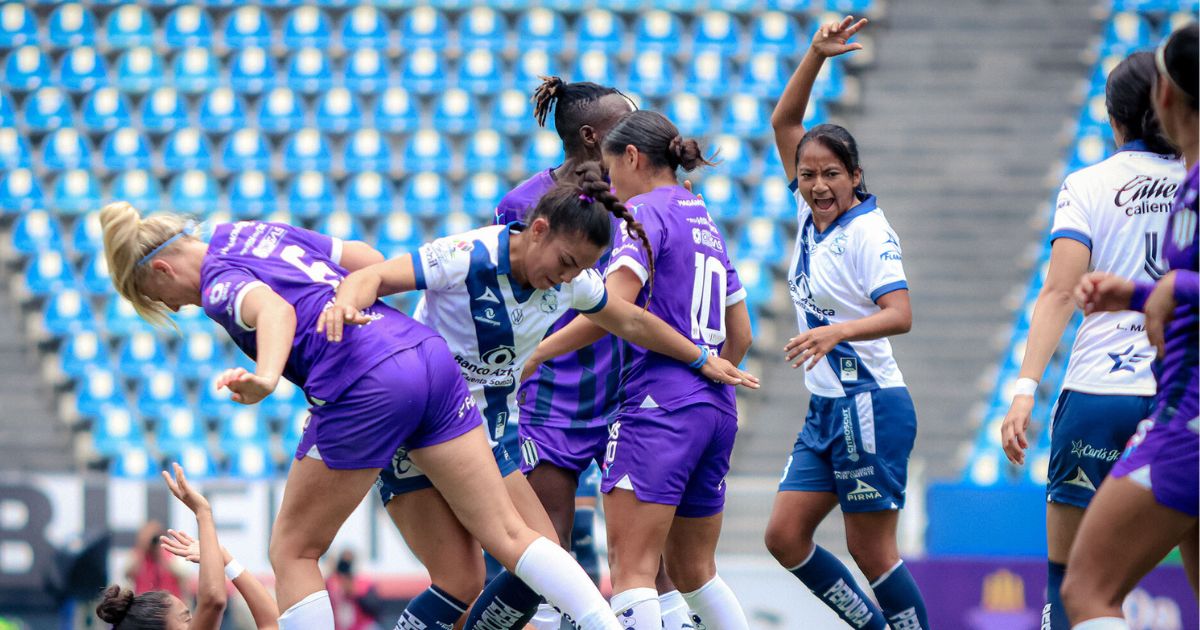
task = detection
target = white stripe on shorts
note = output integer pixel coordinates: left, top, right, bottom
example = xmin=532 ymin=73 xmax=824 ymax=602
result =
xmin=855 ymin=392 xmax=876 ymax=455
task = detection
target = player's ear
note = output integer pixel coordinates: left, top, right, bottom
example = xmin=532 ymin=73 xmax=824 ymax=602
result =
xmin=624 ymin=144 xmax=639 ymax=168
xmin=851 ymin=168 xmax=862 ymax=190
xmin=150 ymin=258 xmax=173 ymax=277
xmin=579 ymin=124 xmax=597 ymax=149
xmin=529 ymin=216 xmax=552 ymax=239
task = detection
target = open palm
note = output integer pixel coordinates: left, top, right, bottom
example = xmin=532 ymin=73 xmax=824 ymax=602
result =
xmin=812 ymin=16 xmax=869 ymax=58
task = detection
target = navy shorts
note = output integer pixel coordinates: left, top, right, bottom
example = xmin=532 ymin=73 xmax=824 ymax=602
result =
xmin=1047 ymin=390 xmax=1153 ymax=508
xmin=779 ymin=387 xmax=916 ymax=513
xmin=376 ymin=437 xmax=521 ymax=507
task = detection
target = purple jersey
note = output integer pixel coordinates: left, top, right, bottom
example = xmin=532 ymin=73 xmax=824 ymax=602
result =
xmin=497 ymin=168 xmax=624 ymax=429
xmin=200 ymin=221 xmax=436 ymax=403
xmin=1132 ymin=164 xmax=1199 ymax=427
xmin=607 ymin=185 xmax=747 ymax=414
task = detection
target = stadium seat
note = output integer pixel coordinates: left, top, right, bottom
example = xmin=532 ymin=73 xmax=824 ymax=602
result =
xmin=139 ymin=87 xmax=188 ymax=133
xmin=372 ymin=86 xmax=420 ymax=133
xmin=576 ymin=9 xmax=623 ymax=54
xmin=169 ymin=445 xmax=216 ymax=480
xmin=109 ymin=444 xmax=154 ymax=479
xmin=90 ymin=403 xmax=141 ymax=454
xmin=402 ymin=130 xmax=453 ymax=174
xmin=198 ymin=88 xmax=248 ymax=133
xmin=1165 ymin=11 xmax=1197 ymax=39
xmin=376 ymin=209 xmax=423 ymax=252
xmin=47 ymin=4 xmax=98 ymax=49
xmin=432 ymin=88 xmax=480 ymax=135
xmin=219 ymin=407 xmax=271 ymax=448
xmin=198 ymin=374 xmax=240 ymax=422
xmin=573 ymin=50 xmax=618 ymax=87
xmin=288 ymin=171 xmax=336 ymax=219
xmin=490 ymin=89 xmax=538 ymax=137
xmin=1103 ymin=12 xmax=1153 ymax=54
xmin=736 ymin=218 xmax=784 ymax=262
xmin=100 ymin=128 xmax=153 ymax=172
xmin=458 ymin=7 xmax=507 ymax=52
xmin=286 ymin=48 xmax=334 ymax=95
xmin=172 ymin=47 xmax=219 ymax=94
xmin=163 ymin=6 xmax=213 ymax=49
xmin=51 ymin=169 xmax=102 ymax=215
xmin=226 ymin=442 xmax=275 ymax=478
xmin=221 ymin=6 xmax=272 ymax=50
xmin=119 ymin=332 xmax=170 ymax=380
xmin=23 ymin=88 xmax=71 ymax=132
xmin=1068 ymin=129 xmax=1110 ymax=173
xmin=162 ymin=128 xmax=215 ymax=173
xmin=102 ymin=295 xmax=155 ymax=339
xmin=70 ymin=211 xmax=102 ymax=256
xmin=81 ymin=88 xmax=133 ymax=133
xmin=633 ymin=10 xmax=682 ymax=52
xmin=256 ymin=87 xmax=306 ymax=135
xmin=344 ymin=48 xmax=391 ymax=94
xmin=459 ymin=49 xmax=504 ymax=95
xmin=152 ymin=405 xmax=205 ymax=456
xmin=228 ymin=47 xmax=276 ymax=95
xmin=711 ymin=0 xmax=760 ymax=13
xmin=462 ymin=173 xmax=504 ymax=221
xmin=81 ymin=252 xmax=113 ymax=295
xmin=10 ymin=210 xmax=62 ymax=255
xmin=58 ymin=330 xmax=110 ymax=380
xmin=177 ymin=331 xmax=227 ymax=382
xmin=315 ymin=88 xmax=362 ymax=134
xmin=0 ymin=90 xmax=10 ymax=127
xmin=749 ymin=11 xmax=798 ymax=57
xmin=42 ymin=288 xmax=93 ymax=337
xmin=344 ymin=129 xmax=393 ymax=174
xmin=341 ymin=5 xmax=390 ymax=50
xmin=740 ymin=52 xmax=788 ymax=99
xmin=812 ymin=58 xmax=846 ymax=102
xmin=826 ymin=0 xmax=875 ymax=12
xmin=228 ymin=170 xmax=278 ymax=219
xmin=220 ymin=129 xmax=272 ymax=173
xmin=710 ymin=134 xmax=753 ymax=177
xmin=103 ymin=5 xmax=155 ymax=49
xmin=168 ymin=170 xmax=220 ymax=215
xmin=515 ymin=8 xmax=566 ymax=51
xmin=110 ymin=170 xmax=161 ymax=213
xmin=114 ymin=46 xmax=165 ymax=94
xmin=0 ymin=168 xmax=43 ymax=214
xmin=282 ymin=129 xmax=332 ymax=173
xmin=41 ymin=128 xmax=92 ymax=171
xmin=0 ymin=4 xmax=37 ymax=49
xmin=281 ymin=408 xmax=308 ymax=449
xmin=764 ymin=0 xmax=815 ymax=9
xmin=464 ymin=130 xmax=514 ymax=175
xmin=665 ymin=93 xmax=711 ymax=137
xmin=693 ymin=11 xmax=740 ymax=56
xmin=283 ymin=6 xmax=333 ymax=50
xmin=57 ymin=47 xmax=108 ymax=93
xmin=738 ymin=259 xmax=774 ymax=311
xmin=316 ymin=210 xmax=364 ymax=242
xmin=722 ymin=94 xmax=770 ymax=138
xmin=515 ymin=49 xmax=560 ymax=90
xmin=402 ymin=172 xmax=450 ymax=219
xmin=435 ymin=211 xmax=474 ymax=238
xmin=753 ymin=175 xmax=796 ymax=222
xmin=0 ymin=126 xmax=30 ymax=169
xmin=344 ymin=171 xmax=394 ymax=217
xmin=3 ymin=46 xmax=50 ymax=91
xmin=399 ymin=6 xmax=450 ymax=50
xmin=697 ymin=175 xmax=745 ymax=223
xmin=628 ymin=50 xmax=675 ymax=98
xmin=400 ymin=48 xmax=447 ymax=95
xmin=523 ymin=129 xmax=565 ymax=171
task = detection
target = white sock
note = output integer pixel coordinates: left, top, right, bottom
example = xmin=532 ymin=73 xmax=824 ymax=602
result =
xmin=530 ymin=603 xmax=563 ymax=630
xmin=278 ymin=590 xmax=334 ymax=630
xmin=514 ymin=536 xmax=620 ymax=630
xmin=1072 ymin=619 xmax=1129 ymax=630
xmin=682 ymin=575 xmax=749 ymax=630
xmin=659 ymin=590 xmax=693 ymax=629
xmin=611 ymin=587 xmax=660 ymax=630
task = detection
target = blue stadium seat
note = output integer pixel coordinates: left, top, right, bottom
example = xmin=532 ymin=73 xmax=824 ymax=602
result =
xmin=376 ymin=209 xmax=423 ymax=252
xmin=826 ymin=0 xmax=875 ymax=12
xmin=464 ymin=130 xmax=514 ymax=174
xmin=665 ymin=93 xmax=711 ymax=137
xmin=282 ymin=129 xmax=332 ymax=174
xmin=460 ymin=49 xmax=504 ymax=95
xmin=344 ymin=48 xmax=391 ymax=94
xmin=221 ymin=6 xmax=272 ymax=50
xmin=576 ymin=9 xmax=623 ymax=54
xmin=722 ymin=94 xmax=769 ymax=138
xmin=48 ymin=4 xmax=97 ymax=49
xmin=524 ymin=130 xmax=565 ymax=171
xmin=2 ymin=46 xmax=50 ymax=91
xmin=58 ymin=330 xmax=110 ymax=379
xmin=344 ymin=129 xmax=393 ymax=173
xmin=168 ymin=170 xmax=220 ymax=215
xmin=458 ymin=7 xmax=507 ymax=52
xmin=0 ymin=90 xmax=14 ymax=126
xmin=11 ymin=210 xmax=62 ymax=255
xmin=281 ymin=407 xmax=308 ymax=449
xmin=229 ymin=47 xmax=276 ymax=95
xmin=23 ymin=88 xmax=71 ymax=132
xmin=286 ymin=47 xmax=334 ymax=95
xmin=491 ymin=89 xmax=537 ymax=137
xmin=42 ymin=288 xmax=93 ymax=337
xmin=402 ymin=172 xmax=450 ymax=219
xmin=402 ymin=130 xmax=453 ymax=174
xmin=812 ymin=58 xmax=846 ymax=102
xmin=172 ymin=47 xmax=219 ymax=94
xmin=710 ymin=0 xmax=759 ymax=11
xmin=177 ymin=331 xmax=227 ymax=382
xmin=463 ymin=173 xmax=505 ymax=221
xmin=515 ymin=8 xmax=566 ymax=50
xmin=103 ymin=5 xmax=155 ymax=49
xmin=114 ymin=46 xmax=164 ymax=94
xmin=198 ymin=374 xmax=240 ymax=422
xmin=221 ymin=129 xmax=272 ymax=173
xmin=152 ymin=406 xmax=204 ymax=455
xmin=399 ymin=7 xmax=450 ymax=50
xmin=736 ymin=218 xmax=784 ymax=262
xmin=764 ymin=0 xmax=815 ymax=9
xmin=344 ymin=171 xmax=393 ymax=218
xmin=70 ymin=211 xmax=102 ymax=256
xmin=741 ymin=52 xmax=788 ymax=99
xmin=0 ymin=4 xmax=37 ymax=49
xmin=633 ymin=10 xmax=682 ymax=52
xmin=256 ymin=87 xmax=306 ymax=135
xmin=0 ymin=126 xmax=30 ymax=169
xmin=288 ymin=171 xmax=336 ymax=219
xmin=1068 ymin=129 xmax=1110 ymax=173
xmin=110 ymin=170 xmax=162 ymax=213
xmin=749 ymin=11 xmax=798 ymax=57
xmin=162 ymin=128 xmax=215 ymax=173
xmin=515 ymin=49 xmax=560 ymax=90
xmin=432 ymin=88 xmax=480 ymax=135
xmin=57 ymin=47 xmax=108 ymax=93
xmin=710 ymin=134 xmax=753 ymax=177
xmin=24 ymin=250 xmax=76 ymax=296
xmin=109 ymin=444 xmax=154 ymax=479
xmin=697 ymin=175 xmax=745 ymax=223
xmin=400 ymin=48 xmax=447 ymax=95
xmin=41 ymin=128 xmax=92 ymax=171
xmin=100 ymin=128 xmax=153 ymax=172
xmin=341 ymin=5 xmax=390 ymax=49
xmin=1164 ymin=11 xmax=1197 ymax=39
xmin=91 ymin=404 xmax=141 ymax=454
xmin=140 ymin=87 xmax=188 ymax=132
xmin=168 ymin=445 xmax=216 ymax=480
xmin=81 ymin=252 xmax=112 ymax=295
xmin=737 ymin=259 xmax=774 ymax=310
xmin=119 ymin=332 xmax=170 ymax=380
xmin=219 ymin=407 xmax=271 ymax=448
xmin=436 ymin=211 xmax=475 ymax=238
xmin=693 ymin=11 xmax=740 ymax=56
xmin=753 ymin=175 xmax=795 ymax=222
xmin=226 ymin=442 xmax=276 ymax=478
xmin=573 ymin=50 xmax=618 ymax=87
xmin=0 ymin=168 xmax=43 ymax=213
xmin=316 ymin=209 xmax=364 ymax=241
xmin=373 ymin=86 xmax=420 ymax=133
xmin=228 ymin=170 xmax=277 ymax=219
xmin=283 ymin=6 xmax=333 ymax=50
xmin=103 ymin=296 xmax=152 ymax=339
xmin=314 ymin=88 xmax=362 ymax=134
xmin=81 ymin=88 xmax=133 ymax=133
xmin=198 ymin=88 xmax=248 ymax=134
xmin=51 ymin=169 xmax=102 ymax=215
xmin=164 ymin=6 xmax=214 ymax=49
xmin=628 ymin=50 xmax=675 ymax=98
xmin=1103 ymin=12 xmax=1153 ymax=54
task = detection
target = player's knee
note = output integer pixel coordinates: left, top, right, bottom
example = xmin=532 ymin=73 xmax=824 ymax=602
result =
xmin=1061 ymin=569 xmax=1117 ymax=617
xmin=845 ymin=539 xmax=897 ymax=581
xmin=764 ymin=522 xmax=810 ymax=567
xmin=665 ymin=557 xmax=716 ymax=593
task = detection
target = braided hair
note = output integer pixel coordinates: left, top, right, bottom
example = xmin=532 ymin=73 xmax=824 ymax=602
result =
xmin=531 ymin=76 xmax=634 ymax=156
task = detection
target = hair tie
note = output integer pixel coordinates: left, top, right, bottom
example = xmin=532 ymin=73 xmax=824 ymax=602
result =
xmin=137 ymin=220 xmax=196 ymax=267
xmin=578 ymin=194 xmax=595 ymax=203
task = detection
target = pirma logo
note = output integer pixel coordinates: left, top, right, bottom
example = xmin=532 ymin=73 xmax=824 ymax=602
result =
xmin=847 ymin=479 xmax=882 ymax=501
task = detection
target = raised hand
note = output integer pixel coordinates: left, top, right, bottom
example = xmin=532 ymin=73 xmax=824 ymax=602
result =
xmin=162 ymin=462 xmax=210 ymax=515
xmin=811 ymin=15 xmax=869 ymax=59
xmin=215 ymin=367 xmax=277 ymax=405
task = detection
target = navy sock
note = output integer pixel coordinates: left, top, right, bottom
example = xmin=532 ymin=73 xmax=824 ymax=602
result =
xmin=788 ymin=545 xmax=886 ymax=630
xmin=464 ymin=569 xmax=542 ymax=630
xmin=571 ymin=507 xmax=601 ymax=585
xmin=396 ymin=585 xmax=467 ymax=630
xmin=870 ymin=561 xmax=929 ymax=630
xmin=1044 ymin=561 xmax=1069 ymax=630
xmin=483 ymin=550 xmax=505 ymax=584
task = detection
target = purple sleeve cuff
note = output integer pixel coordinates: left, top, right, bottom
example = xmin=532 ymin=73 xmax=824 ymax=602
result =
xmin=1129 ymin=281 xmax=1155 ymax=312
xmin=1173 ymin=270 xmax=1199 ymax=307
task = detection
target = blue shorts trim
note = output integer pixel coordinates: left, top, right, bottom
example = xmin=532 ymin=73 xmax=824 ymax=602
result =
xmin=377 ymin=441 xmax=520 ymax=507
xmin=576 ymin=461 xmax=601 ymax=498
xmin=1046 ymin=390 xmax=1153 ymax=508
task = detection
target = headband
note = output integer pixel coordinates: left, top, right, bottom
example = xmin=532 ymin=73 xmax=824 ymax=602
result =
xmin=137 ymin=220 xmax=195 ymax=267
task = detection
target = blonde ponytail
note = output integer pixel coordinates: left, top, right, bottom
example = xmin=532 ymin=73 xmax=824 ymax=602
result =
xmin=99 ymin=201 xmax=193 ymax=328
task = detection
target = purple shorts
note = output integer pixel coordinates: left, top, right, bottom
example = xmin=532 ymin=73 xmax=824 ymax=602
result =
xmin=601 ymin=402 xmax=738 ymax=518
xmin=518 ymin=422 xmax=609 ymax=476
xmin=1110 ymin=417 xmax=1199 ymax=517
xmin=295 ymin=337 xmax=481 ymax=469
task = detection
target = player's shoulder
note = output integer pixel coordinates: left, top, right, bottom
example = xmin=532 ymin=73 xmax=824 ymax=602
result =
xmin=498 ymin=169 xmax=555 ymax=212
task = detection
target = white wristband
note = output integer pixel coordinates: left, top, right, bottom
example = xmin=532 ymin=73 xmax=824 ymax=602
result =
xmin=1012 ymin=377 xmax=1038 ymax=398
xmin=224 ymin=558 xmax=245 ymax=581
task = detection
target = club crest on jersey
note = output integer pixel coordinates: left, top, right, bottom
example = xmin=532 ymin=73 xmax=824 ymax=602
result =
xmin=539 ymin=291 xmax=559 ymax=313
xmin=830 ymin=232 xmax=848 ymax=255
xmin=206 ymin=282 xmax=230 ymax=305
xmin=839 ymin=358 xmax=859 ymax=382
xmin=511 ymin=308 xmax=524 ymax=325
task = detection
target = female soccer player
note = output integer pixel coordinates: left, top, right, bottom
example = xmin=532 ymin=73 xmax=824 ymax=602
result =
xmin=96 ymin=464 xmax=278 ymax=630
xmin=761 ymin=16 xmax=930 ymax=630
xmin=99 ymin=203 xmax=627 ymax=630
xmin=320 ymin=164 xmax=757 ymax=630
xmin=1063 ymin=22 xmax=1199 ymax=630
xmin=998 ymin=51 xmax=1182 ymax=629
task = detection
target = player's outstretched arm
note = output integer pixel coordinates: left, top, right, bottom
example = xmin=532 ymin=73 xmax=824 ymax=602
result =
xmin=161 ymin=529 xmax=280 ymax=629
xmin=163 ymin=464 xmax=226 ymax=630
xmin=216 ymin=286 xmax=296 ymax=405
xmin=319 ymin=254 xmax=420 ymax=342
xmin=338 ymin=240 xmax=386 ymax=273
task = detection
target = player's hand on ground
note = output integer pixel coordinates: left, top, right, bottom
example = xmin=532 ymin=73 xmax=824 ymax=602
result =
xmin=784 ymin=326 xmax=844 ymax=370
xmin=1000 ymin=395 xmax=1033 ymax=465
xmin=160 ymin=529 xmax=230 ymax=565
xmin=811 ymin=15 xmax=868 ymax=59
xmin=317 ymin=301 xmax=372 ymax=342
xmin=215 ymin=367 xmax=276 ymax=405
xmin=1143 ymin=270 xmax=1177 ymax=357
xmin=162 ymin=462 xmax=210 ymax=514
xmin=701 ymin=355 xmax=760 ymax=389
xmin=1075 ymin=272 xmax=1134 ymax=315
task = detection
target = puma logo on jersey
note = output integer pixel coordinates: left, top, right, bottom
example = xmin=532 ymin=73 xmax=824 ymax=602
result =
xmin=1065 ymin=467 xmax=1096 ymax=491
xmin=847 ymin=479 xmax=882 ymax=501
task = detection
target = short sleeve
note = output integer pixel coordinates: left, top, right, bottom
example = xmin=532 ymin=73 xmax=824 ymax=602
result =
xmin=1049 ymin=179 xmax=1092 ymax=249
xmin=202 ymin=265 xmax=266 ymax=332
xmin=413 ymin=236 xmax=475 ymax=292
xmin=285 ymin=224 xmax=343 ymax=265
xmin=724 ymin=256 xmax=747 ymax=306
xmin=606 ymin=208 xmax=664 ymax=286
xmin=568 ymin=269 xmax=608 ymax=313
xmin=854 ymin=224 xmax=909 ymax=303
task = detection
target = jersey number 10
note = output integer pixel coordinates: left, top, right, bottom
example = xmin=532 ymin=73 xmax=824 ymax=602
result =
xmin=689 ymin=253 xmax=727 ymax=346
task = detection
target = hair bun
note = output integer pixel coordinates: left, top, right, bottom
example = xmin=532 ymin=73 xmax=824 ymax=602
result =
xmin=96 ymin=585 xmax=133 ymax=625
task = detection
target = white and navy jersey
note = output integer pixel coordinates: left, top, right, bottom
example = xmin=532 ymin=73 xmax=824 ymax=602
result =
xmin=1050 ymin=142 xmax=1184 ymax=396
xmin=787 ymin=189 xmax=908 ymax=398
xmin=413 ymin=223 xmax=608 ymax=443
